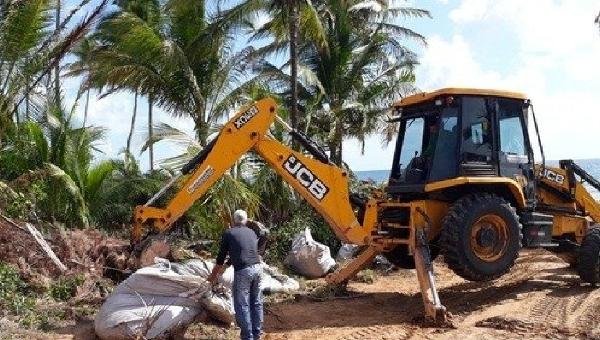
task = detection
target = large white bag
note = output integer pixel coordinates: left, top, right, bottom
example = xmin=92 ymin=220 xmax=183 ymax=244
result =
xmin=284 ymin=228 xmax=336 ymax=278
xmin=95 ymin=258 xmax=299 ymax=339
xmin=94 ymin=259 xmax=234 ymax=339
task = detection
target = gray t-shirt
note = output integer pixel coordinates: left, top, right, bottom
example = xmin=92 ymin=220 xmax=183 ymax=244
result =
xmin=216 ymin=225 xmax=260 ymax=271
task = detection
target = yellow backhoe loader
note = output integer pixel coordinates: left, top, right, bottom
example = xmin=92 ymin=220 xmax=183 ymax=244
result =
xmin=131 ymin=88 xmax=600 ymax=322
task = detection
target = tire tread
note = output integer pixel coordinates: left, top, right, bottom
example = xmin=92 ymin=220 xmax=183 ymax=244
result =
xmin=441 ymin=192 xmax=522 ymax=281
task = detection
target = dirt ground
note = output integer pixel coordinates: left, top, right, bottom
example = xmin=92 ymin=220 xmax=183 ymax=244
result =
xmin=2 ymin=249 xmax=599 ymax=339
xmin=262 ymin=249 xmax=600 ymax=340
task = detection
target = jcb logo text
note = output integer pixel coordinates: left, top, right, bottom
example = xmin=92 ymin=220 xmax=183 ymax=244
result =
xmin=543 ymin=169 xmax=565 ymax=184
xmin=234 ymin=106 xmax=259 ymax=129
xmin=284 ymin=155 xmax=329 ymax=200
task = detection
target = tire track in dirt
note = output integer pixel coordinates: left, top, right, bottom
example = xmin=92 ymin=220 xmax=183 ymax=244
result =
xmin=439 ymin=265 xmax=535 ymax=317
xmin=573 ymin=292 xmax=600 ymax=336
xmin=527 ymin=287 xmax=599 ymax=336
xmin=263 ymin=250 xmax=599 ymax=340
xmin=528 ymin=294 xmax=569 ymax=326
xmin=337 ymin=325 xmax=412 ymax=340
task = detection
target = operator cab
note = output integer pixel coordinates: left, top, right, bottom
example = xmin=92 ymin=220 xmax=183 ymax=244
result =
xmin=387 ymin=88 xmax=536 ymax=201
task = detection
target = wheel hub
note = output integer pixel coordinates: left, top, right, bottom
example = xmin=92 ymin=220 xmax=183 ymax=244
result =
xmin=476 ymin=227 xmax=498 ymax=248
xmin=470 ymin=214 xmax=509 ymax=262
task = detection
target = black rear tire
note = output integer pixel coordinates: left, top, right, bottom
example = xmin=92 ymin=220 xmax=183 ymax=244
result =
xmin=578 ymin=227 xmax=600 ymax=285
xmin=441 ymin=193 xmax=522 ymax=281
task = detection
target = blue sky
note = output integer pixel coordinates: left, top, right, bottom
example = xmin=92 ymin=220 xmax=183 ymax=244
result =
xmin=63 ymin=0 xmax=600 ymax=171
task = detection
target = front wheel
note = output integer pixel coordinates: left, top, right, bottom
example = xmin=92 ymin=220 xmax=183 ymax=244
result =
xmin=441 ymin=193 xmax=522 ymax=281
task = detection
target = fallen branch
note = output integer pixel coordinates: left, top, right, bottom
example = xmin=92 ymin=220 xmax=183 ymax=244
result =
xmin=0 ymin=213 xmax=67 ymax=272
xmin=24 ymin=223 xmax=67 ymax=272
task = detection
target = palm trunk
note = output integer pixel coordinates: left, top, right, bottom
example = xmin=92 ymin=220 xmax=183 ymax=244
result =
xmin=288 ymin=0 xmax=299 ymax=133
xmin=194 ymin=116 xmax=209 ymax=146
xmin=54 ymin=0 xmax=61 ymax=105
xmin=1 ymin=61 xmax=15 ymax=93
xmin=25 ymin=75 xmax=30 ymax=120
xmin=82 ymin=89 xmax=90 ymax=127
xmin=329 ymin=117 xmax=344 ymax=166
xmin=148 ymin=95 xmax=154 ymax=171
xmin=126 ymin=91 xmax=138 ymax=156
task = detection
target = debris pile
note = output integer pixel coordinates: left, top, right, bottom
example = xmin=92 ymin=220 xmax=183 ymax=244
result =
xmin=0 ymin=218 xmax=131 ymax=298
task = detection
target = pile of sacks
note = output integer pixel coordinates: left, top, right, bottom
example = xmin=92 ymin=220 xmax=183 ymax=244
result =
xmin=94 ymin=258 xmax=299 ymax=339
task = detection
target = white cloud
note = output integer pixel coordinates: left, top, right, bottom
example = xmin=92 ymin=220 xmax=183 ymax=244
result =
xmin=449 ymin=0 xmax=491 ymax=23
xmin=344 ymin=0 xmax=600 ymax=170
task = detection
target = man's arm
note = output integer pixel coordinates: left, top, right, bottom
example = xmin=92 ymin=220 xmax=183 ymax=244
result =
xmin=208 ymin=233 xmax=229 ymax=284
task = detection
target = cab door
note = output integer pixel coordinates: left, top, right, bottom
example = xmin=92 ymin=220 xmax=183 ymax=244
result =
xmin=495 ymin=98 xmax=536 ymax=201
xmin=459 ymin=96 xmax=496 ymax=176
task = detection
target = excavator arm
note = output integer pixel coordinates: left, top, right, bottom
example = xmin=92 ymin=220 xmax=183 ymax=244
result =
xmin=132 ymin=98 xmax=447 ymax=322
xmin=132 ymin=98 xmax=375 ymax=245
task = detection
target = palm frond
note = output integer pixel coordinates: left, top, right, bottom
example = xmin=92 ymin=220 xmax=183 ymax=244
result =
xmin=43 ymin=162 xmax=89 ymax=228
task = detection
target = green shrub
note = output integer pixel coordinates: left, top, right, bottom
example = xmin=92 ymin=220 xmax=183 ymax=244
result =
xmin=265 ymin=205 xmax=341 ymax=264
xmin=91 ymin=168 xmax=173 ymax=231
xmin=1 ymin=182 xmax=46 ymax=221
xmin=0 ymin=262 xmax=36 ymax=316
xmin=353 ymin=269 xmax=376 ymax=284
xmin=49 ymin=275 xmax=84 ymax=301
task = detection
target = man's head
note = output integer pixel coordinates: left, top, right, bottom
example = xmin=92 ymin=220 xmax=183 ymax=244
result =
xmin=429 ymin=122 xmax=439 ymax=134
xmin=233 ymin=209 xmax=248 ymax=226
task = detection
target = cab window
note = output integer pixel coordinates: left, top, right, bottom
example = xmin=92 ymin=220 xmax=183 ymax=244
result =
xmin=498 ymin=99 xmax=527 ymax=156
xmin=461 ymin=97 xmax=492 ymax=163
xmin=398 ymin=117 xmax=424 ymax=170
xmin=429 ymin=108 xmax=459 ymax=181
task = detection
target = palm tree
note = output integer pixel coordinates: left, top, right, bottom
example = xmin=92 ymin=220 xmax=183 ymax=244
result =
xmin=88 ymin=0 xmax=256 ymax=149
xmin=0 ymin=0 xmax=109 ymax=143
xmin=257 ymin=1 xmax=429 ymax=165
xmin=289 ymin=0 xmax=300 ymax=132
xmin=54 ymin=0 xmax=61 ymax=105
xmin=127 ymin=90 xmax=138 ymax=157
xmin=0 ymin=0 xmax=53 ymax=135
xmin=147 ymin=94 xmax=154 ymax=170
xmin=0 ymin=101 xmax=114 ymax=227
xmin=221 ymin=0 xmax=327 ymax=133
xmin=66 ymin=37 xmax=97 ymax=126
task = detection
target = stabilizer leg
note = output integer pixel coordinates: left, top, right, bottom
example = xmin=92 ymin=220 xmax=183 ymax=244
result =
xmin=412 ymin=229 xmax=447 ymax=322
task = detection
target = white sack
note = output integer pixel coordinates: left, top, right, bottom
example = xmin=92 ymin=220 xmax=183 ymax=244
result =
xmin=259 ymin=262 xmax=300 ymax=293
xmin=336 ymin=243 xmax=359 ymax=262
xmin=95 ymin=258 xmax=298 ymax=339
xmin=284 ymin=228 xmax=336 ymax=278
xmin=95 ymin=258 xmax=233 ymax=339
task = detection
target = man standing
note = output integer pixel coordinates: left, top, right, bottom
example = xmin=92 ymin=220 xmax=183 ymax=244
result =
xmin=208 ymin=210 xmax=265 ymax=340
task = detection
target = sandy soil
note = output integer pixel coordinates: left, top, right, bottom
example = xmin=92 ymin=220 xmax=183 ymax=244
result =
xmin=263 ymin=249 xmax=600 ymax=340
xmin=3 ymin=249 xmax=599 ymax=339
